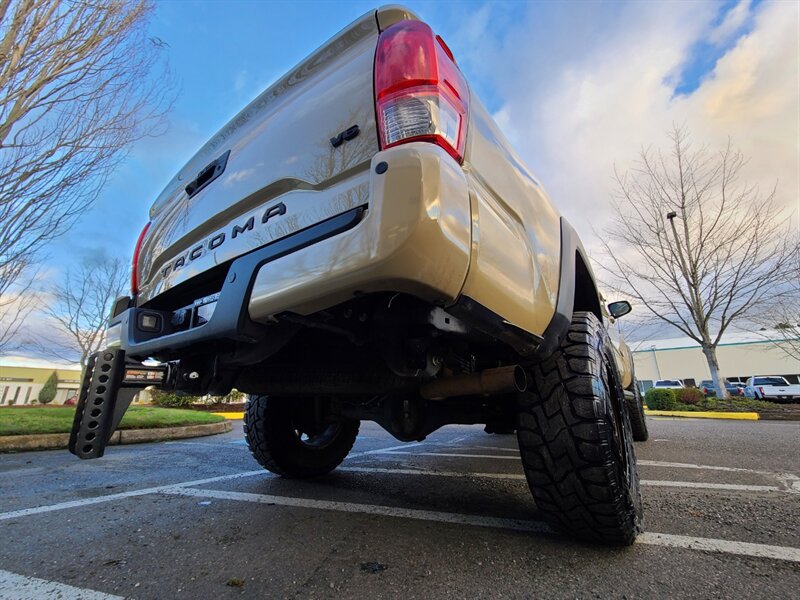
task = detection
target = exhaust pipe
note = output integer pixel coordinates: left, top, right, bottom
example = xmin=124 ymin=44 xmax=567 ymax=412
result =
xmin=237 ymin=365 xmax=526 ymax=400
xmin=420 ymin=365 xmax=527 ymax=401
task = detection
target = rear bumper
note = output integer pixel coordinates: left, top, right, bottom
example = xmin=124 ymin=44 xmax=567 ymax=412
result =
xmin=110 ymin=207 xmax=365 ymax=358
xmin=247 ymin=144 xmax=472 ymax=320
xmin=110 ymin=143 xmax=472 ymax=359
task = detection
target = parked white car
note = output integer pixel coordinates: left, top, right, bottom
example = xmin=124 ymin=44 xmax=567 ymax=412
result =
xmin=654 ymin=379 xmax=685 ymax=390
xmin=744 ymin=376 xmax=800 ymax=403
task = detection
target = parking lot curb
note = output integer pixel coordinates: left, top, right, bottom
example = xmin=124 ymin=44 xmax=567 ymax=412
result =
xmin=644 ymin=409 xmax=759 ymax=420
xmin=211 ymin=412 xmax=245 ymax=420
xmin=0 ymin=421 xmax=232 ymax=453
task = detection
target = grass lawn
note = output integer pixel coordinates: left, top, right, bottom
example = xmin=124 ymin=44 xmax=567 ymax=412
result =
xmin=0 ymin=406 xmax=224 ymax=436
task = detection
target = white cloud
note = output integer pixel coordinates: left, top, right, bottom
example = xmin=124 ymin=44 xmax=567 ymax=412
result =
xmin=456 ymin=0 xmax=799 ymax=255
xmin=709 ymin=0 xmax=752 ymax=46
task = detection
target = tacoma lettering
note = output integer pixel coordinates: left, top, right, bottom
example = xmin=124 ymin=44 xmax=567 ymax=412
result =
xmin=161 ymin=202 xmax=287 ymax=278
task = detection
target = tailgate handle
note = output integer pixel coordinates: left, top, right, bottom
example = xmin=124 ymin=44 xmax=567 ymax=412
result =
xmin=185 ymin=149 xmax=230 ymax=198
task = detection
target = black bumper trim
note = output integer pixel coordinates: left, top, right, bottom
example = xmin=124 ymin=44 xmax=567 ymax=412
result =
xmin=115 ymin=206 xmax=366 ymax=358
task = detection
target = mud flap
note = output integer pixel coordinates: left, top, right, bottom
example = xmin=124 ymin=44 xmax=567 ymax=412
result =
xmin=69 ymin=349 xmax=167 ymax=459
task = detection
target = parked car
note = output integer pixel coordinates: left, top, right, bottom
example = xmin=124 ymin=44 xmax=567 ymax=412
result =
xmin=68 ymin=7 xmax=644 ymax=545
xmin=699 ymin=380 xmax=744 ymax=397
xmin=727 ymin=381 xmax=745 ymax=396
xmin=744 ymin=376 xmax=800 ymax=403
xmin=654 ymin=379 xmax=685 ymax=390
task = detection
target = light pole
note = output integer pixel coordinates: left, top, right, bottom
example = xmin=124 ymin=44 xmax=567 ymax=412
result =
xmin=666 ymin=211 xmax=691 ymax=279
xmin=650 ymin=344 xmax=661 ymax=379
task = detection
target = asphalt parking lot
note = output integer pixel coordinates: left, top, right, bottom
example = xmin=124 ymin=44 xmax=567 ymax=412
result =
xmin=1 ymin=416 xmax=798 ymax=599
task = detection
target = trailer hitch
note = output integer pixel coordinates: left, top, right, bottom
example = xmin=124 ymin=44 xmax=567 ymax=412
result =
xmin=68 ymin=349 xmax=172 ymax=459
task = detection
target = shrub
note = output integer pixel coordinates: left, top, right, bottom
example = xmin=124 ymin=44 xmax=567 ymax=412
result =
xmin=644 ymin=388 xmax=676 ymax=410
xmin=149 ymin=389 xmax=196 ymax=408
xmin=223 ymin=389 xmax=245 ymax=404
xmin=698 ymin=396 xmax=715 ymax=409
xmin=38 ymin=371 xmax=58 ymax=404
xmin=676 ymin=387 xmax=704 ymax=406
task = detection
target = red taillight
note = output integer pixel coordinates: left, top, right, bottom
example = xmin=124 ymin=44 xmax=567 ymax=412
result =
xmin=758 ymin=386 xmax=765 ymax=397
xmin=374 ymin=20 xmax=469 ymax=163
xmin=131 ymin=221 xmax=151 ymax=296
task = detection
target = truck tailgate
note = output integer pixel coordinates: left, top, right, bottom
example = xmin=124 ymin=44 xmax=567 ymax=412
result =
xmin=136 ymin=11 xmax=381 ymax=306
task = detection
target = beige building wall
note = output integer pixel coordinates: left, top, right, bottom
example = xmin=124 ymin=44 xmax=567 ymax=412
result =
xmin=1 ymin=360 xmax=153 ymax=406
xmin=633 ymin=339 xmax=800 ymax=386
xmin=0 ymin=364 xmax=83 ymax=406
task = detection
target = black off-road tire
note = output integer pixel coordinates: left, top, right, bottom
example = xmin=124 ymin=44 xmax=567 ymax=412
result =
xmin=516 ymin=312 xmax=643 ymax=545
xmin=625 ymin=384 xmax=649 ymax=441
xmin=244 ymin=395 xmax=359 ymax=478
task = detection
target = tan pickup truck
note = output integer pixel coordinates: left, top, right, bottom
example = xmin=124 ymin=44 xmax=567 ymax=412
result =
xmin=70 ymin=5 xmax=647 ymax=545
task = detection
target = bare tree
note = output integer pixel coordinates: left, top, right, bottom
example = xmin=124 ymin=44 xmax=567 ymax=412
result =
xmin=0 ymin=0 xmax=174 ymax=351
xmin=768 ymin=323 xmax=800 ymax=363
xmin=599 ymin=126 xmax=798 ymax=398
xmin=755 ymin=250 xmax=800 ymax=362
xmin=0 ymin=262 xmax=36 ymax=353
xmin=40 ymin=257 xmax=128 ymax=369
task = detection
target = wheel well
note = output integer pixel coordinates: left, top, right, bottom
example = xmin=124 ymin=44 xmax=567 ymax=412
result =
xmin=573 ymin=251 xmax=602 ymax=321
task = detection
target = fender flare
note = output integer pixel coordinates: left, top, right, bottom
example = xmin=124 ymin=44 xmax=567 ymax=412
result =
xmin=536 ymin=217 xmax=603 ymax=357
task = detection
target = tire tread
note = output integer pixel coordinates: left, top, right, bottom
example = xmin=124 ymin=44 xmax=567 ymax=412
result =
xmin=517 ymin=312 xmax=643 ymax=545
xmin=244 ymin=396 xmax=359 ymax=478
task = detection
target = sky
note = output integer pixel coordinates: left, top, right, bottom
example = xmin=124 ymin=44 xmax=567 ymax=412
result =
xmin=11 ymin=0 xmax=800 ymax=359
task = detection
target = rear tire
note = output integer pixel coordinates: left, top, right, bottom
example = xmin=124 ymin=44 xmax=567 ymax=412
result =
xmin=626 ymin=384 xmax=649 ymax=442
xmin=244 ymin=395 xmax=359 ymax=478
xmin=516 ymin=312 xmax=643 ymax=545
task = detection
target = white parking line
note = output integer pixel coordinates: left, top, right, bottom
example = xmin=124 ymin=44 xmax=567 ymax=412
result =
xmin=641 ymin=480 xmax=781 ymax=493
xmin=0 ymin=569 xmax=124 ymax=600
xmin=161 ymin=486 xmax=800 ymax=563
xmin=0 ymin=443 xmax=424 ymax=523
xmin=340 ymin=466 xmax=524 ymax=480
xmin=639 ymin=460 xmax=800 ymax=493
xmin=0 ymin=470 xmax=266 ymax=522
xmin=639 ymin=459 xmax=774 ymax=473
xmin=154 ymin=445 xmax=798 ymax=495
xmin=374 ymin=453 xmax=800 ymax=492
xmin=378 ymin=451 xmax=520 ymax=460
xmin=636 ymin=532 xmax=800 ymax=563
xmin=162 ymin=485 xmax=551 ymax=533
xmin=445 ymin=435 xmax=468 ymax=445
xmin=439 ymin=445 xmax=519 ymax=453
xmin=4 ymin=450 xmax=792 ymax=527
xmin=164 ymin=440 xmax=424 ymax=454
xmin=339 ymin=466 xmax=785 ymax=493
xmin=347 ymin=442 xmax=425 ymax=459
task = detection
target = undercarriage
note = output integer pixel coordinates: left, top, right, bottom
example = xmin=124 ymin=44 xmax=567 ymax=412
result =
xmin=70 ymin=293 xmax=530 ymax=459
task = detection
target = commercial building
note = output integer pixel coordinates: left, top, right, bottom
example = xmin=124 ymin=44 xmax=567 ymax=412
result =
xmin=0 ymin=357 xmax=83 ymax=405
xmin=631 ymin=329 xmax=800 ymax=389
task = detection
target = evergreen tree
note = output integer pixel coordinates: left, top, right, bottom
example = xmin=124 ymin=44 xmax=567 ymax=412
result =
xmin=38 ymin=371 xmax=58 ymax=404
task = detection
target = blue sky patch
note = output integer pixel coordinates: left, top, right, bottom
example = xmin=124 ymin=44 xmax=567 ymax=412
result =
xmin=672 ymin=0 xmax=759 ymax=96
